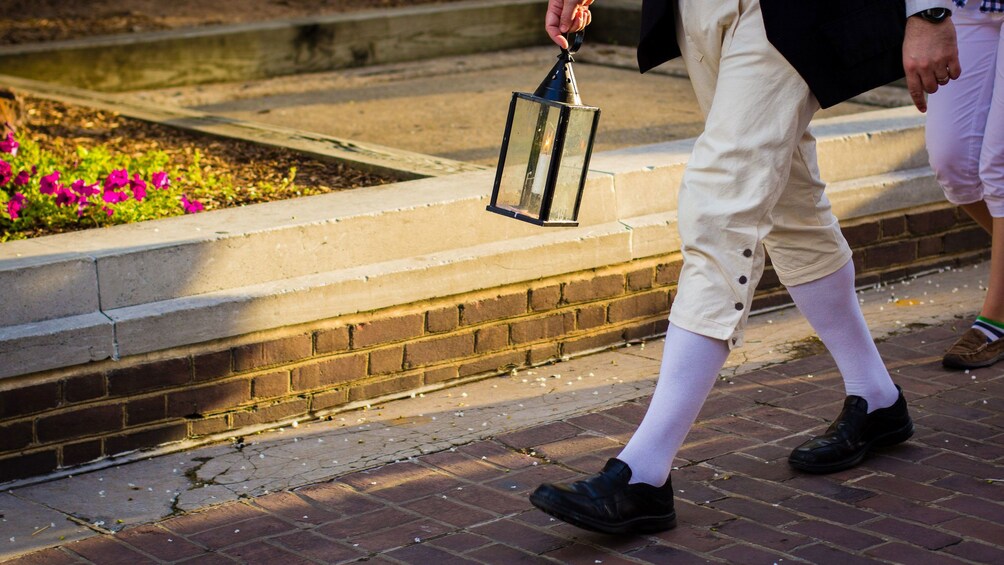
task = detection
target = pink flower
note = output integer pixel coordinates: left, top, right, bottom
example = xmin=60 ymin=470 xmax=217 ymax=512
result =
xmin=0 ymin=132 xmax=18 ymax=156
xmin=54 ymin=186 xmax=78 ymax=207
xmin=39 ymin=171 xmax=61 ymax=195
xmin=76 ymin=201 xmax=90 ymax=217
xmin=181 ymin=194 xmax=204 ymax=214
xmin=103 ymin=169 xmax=129 ymax=191
xmin=102 ymin=189 xmax=128 ymax=204
xmin=12 ymin=169 xmax=31 ymax=187
xmin=151 ymin=171 xmax=170 ymax=190
xmin=71 ymin=179 xmax=100 ymax=198
xmin=129 ymin=173 xmax=147 ymax=201
xmin=102 ymin=206 xmax=114 ymax=217
xmin=0 ymin=160 xmax=11 ymax=187
xmin=6 ymin=192 xmax=25 ymax=220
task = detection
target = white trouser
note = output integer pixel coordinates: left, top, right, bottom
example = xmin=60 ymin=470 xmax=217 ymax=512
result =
xmin=670 ymin=0 xmax=852 ymax=347
xmin=926 ymin=3 xmax=1004 ymax=217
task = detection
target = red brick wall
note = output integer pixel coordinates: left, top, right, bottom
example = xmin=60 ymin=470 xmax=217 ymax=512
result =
xmin=0 ymin=204 xmax=990 ymax=483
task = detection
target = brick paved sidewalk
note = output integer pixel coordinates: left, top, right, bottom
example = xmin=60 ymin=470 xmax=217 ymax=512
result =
xmin=9 ymin=322 xmax=1004 ymax=565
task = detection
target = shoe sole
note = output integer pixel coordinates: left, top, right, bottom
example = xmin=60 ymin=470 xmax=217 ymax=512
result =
xmin=528 ymin=492 xmax=677 ymax=535
xmin=943 ymin=352 xmax=1004 ymax=370
xmin=788 ymin=420 xmax=914 ymax=475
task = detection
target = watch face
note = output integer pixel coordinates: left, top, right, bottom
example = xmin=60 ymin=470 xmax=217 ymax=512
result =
xmin=925 ymin=7 xmax=950 ymax=21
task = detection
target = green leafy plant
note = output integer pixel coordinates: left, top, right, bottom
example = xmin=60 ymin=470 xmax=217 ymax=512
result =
xmin=0 ymin=128 xmax=298 ymax=241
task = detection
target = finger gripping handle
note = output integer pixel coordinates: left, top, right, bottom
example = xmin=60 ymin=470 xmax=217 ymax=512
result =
xmin=564 ymin=30 xmax=585 ymax=55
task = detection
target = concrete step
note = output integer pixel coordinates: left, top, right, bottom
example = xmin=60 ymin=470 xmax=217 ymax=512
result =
xmin=0 ymin=120 xmax=939 ymax=379
xmin=827 ymin=166 xmax=943 ymax=220
xmin=2 ymin=208 xmax=682 ymax=376
xmin=0 ymin=0 xmax=551 ymax=92
xmin=104 ymin=219 xmax=636 ymax=358
xmin=0 ymin=107 xmax=939 ymax=378
xmin=83 ymin=167 xmax=944 ymax=362
xmin=0 ymin=103 xmax=929 ymax=315
xmin=813 ymin=107 xmax=928 ymax=182
xmin=586 ymin=105 xmax=929 ymax=218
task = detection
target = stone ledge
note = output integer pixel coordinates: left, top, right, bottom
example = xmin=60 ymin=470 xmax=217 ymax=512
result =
xmin=0 ymin=0 xmax=551 ymax=92
xmin=105 ymin=221 xmax=634 ymax=358
xmin=0 ymin=107 xmax=938 ymax=379
xmin=0 ymin=314 xmax=115 ymax=379
xmin=0 ymin=240 xmax=99 ymax=327
xmin=828 ymin=167 xmax=946 ymax=220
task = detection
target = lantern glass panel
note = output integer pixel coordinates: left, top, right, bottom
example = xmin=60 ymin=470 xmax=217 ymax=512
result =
xmin=494 ymin=96 xmax=561 ymax=221
xmin=548 ymin=107 xmax=597 ymax=222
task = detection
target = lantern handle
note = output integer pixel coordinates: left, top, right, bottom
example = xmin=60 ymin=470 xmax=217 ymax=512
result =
xmin=564 ymin=30 xmax=585 ymax=56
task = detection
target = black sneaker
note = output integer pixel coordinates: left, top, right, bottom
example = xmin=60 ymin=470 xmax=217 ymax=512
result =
xmin=529 ymin=458 xmax=676 ymax=535
xmin=788 ymin=386 xmax=913 ymax=474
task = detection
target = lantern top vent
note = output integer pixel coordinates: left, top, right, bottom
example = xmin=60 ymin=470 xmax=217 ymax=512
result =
xmin=533 ymin=31 xmax=585 ymax=105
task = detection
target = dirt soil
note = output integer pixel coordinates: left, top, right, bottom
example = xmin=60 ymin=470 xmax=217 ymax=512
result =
xmin=0 ymin=0 xmax=464 ymax=45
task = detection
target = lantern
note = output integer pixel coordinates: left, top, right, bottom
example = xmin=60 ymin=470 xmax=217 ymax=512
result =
xmin=487 ymin=32 xmax=600 ymax=226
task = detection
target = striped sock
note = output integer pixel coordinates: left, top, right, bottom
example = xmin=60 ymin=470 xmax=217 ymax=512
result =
xmin=973 ymin=316 xmax=1004 ymax=343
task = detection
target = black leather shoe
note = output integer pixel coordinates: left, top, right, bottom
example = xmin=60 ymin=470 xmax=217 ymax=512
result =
xmin=788 ymin=386 xmax=913 ymax=474
xmin=529 ymin=458 xmax=676 ymax=535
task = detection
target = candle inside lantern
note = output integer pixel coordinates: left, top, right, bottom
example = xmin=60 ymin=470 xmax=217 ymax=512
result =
xmin=528 ymin=128 xmax=555 ymax=198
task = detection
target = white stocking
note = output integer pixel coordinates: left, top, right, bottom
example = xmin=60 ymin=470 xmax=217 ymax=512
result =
xmin=786 ymin=259 xmax=899 ymax=412
xmin=617 ymin=323 xmax=729 ymax=487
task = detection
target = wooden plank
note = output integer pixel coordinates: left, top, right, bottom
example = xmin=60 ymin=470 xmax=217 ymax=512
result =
xmin=1 ymin=74 xmax=485 ymax=179
xmin=0 ymin=0 xmax=550 ymax=92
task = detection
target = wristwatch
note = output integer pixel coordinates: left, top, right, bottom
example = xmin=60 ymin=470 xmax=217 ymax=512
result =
xmin=917 ymin=7 xmax=952 ymax=23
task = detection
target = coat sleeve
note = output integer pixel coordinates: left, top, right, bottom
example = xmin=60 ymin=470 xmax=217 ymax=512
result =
xmin=905 ymin=0 xmax=954 ymax=16
xmin=637 ymin=0 xmax=681 ymax=73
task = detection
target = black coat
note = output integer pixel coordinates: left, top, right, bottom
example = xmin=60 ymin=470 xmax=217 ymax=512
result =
xmin=638 ymin=0 xmax=907 ymax=108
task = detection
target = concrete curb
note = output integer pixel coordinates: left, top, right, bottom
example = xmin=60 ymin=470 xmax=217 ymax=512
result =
xmin=0 ymin=0 xmax=552 ymax=92
xmin=1 ymin=105 xmax=938 ymax=379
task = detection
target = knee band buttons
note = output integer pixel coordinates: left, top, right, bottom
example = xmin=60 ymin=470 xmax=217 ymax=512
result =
xmin=736 ymin=249 xmax=752 ymax=310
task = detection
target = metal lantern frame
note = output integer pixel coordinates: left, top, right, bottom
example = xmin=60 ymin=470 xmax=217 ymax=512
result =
xmin=487 ymin=32 xmax=600 ymax=227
